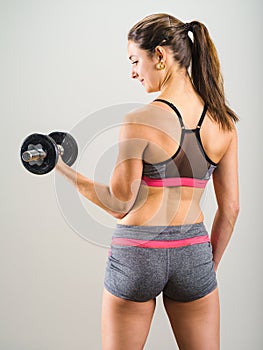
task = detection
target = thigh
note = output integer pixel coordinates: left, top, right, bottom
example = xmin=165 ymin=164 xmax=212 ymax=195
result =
xmin=163 ymin=288 xmax=220 ymax=350
xmin=102 ymin=289 xmax=156 ymax=350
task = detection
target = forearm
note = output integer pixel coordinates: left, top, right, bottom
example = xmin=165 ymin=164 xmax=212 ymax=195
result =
xmin=210 ymin=207 xmax=239 ymax=271
xmin=55 ymin=160 xmax=132 ymax=218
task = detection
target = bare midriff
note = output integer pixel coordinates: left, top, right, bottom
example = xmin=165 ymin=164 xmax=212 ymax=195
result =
xmin=118 ymin=184 xmax=205 ymax=226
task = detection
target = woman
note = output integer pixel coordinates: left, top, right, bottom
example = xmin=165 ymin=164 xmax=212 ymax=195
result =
xmin=56 ymin=13 xmax=239 ymax=350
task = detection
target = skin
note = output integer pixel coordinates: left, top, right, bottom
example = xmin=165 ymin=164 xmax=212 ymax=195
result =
xmin=56 ymin=40 xmax=239 ymax=349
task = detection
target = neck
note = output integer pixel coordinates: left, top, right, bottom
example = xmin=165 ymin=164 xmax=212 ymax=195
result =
xmin=158 ymin=68 xmax=197 ymax=103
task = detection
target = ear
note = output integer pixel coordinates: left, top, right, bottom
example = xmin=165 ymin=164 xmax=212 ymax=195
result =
xmin=154 ymin=46 xmax=167 ymax=62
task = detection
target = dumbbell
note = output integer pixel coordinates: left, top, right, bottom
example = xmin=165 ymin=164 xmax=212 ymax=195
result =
xmin=20 ymin=131 xmax=78 ymax=175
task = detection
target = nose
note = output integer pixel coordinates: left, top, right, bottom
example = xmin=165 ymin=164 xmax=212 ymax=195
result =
xmin=131 ymin=67 xmax=138 ymax=79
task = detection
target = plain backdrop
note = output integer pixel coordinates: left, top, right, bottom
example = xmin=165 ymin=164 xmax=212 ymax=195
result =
xmin=0 ymin=0 xmax=262 ymax=349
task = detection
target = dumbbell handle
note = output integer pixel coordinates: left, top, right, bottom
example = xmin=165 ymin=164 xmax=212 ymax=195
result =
xmin=22 ymin=149 xmax=47 ymax=162
xmin=22 ymin=144 xmax=64 ymax=163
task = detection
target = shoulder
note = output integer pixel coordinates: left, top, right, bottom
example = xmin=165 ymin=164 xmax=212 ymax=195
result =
xmin=120 ymin=105 xmax=158 ymax=139
xmin=222 ymin=123 xmax=238 ymax=154
xmin=123 ymin=104 xmax=155 ymax=124
xmin=123 ymin=103 xmax=179 ymax=133
xmin=202 ymin=112 xmax=238 ymax=164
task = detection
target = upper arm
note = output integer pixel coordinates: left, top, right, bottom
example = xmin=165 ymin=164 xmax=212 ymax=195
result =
xmin=109 ymin=113 xmax=148 ymax=206
xmin=212 ymin=127 xmax=239 ymax=212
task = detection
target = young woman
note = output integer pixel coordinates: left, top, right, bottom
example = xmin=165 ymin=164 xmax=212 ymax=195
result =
xmin=56 ymin=13 xmax=239 ymax=350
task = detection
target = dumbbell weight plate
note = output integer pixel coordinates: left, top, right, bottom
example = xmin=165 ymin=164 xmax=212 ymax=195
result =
xmin=48 ymin=132 xmax=78 ymax=167
xmin=20 ymin=133 xmax=58 ymax=175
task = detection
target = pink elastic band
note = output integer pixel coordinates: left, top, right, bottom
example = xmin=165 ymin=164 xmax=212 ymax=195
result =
xmin=112 ymin=235 xmax=210 ymax=249
xmin=141 ymin=176 xmax=208 ymax=188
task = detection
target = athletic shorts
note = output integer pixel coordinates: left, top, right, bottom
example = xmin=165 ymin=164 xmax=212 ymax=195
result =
xmin=104 ymin=222 xmax=217 ymax=302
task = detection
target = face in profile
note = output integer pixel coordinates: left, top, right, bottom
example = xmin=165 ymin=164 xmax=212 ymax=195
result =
xmin=128 ymin=41 xmax=163 ymax=93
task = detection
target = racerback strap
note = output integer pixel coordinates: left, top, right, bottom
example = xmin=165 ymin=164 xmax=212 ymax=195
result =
xmin=154 ymin=99 xmax=208 ymax=130
xmin=154 ymin=99 xmax=185 ymax=129
xmin=196 ymin=104 xmax=208 ymax=129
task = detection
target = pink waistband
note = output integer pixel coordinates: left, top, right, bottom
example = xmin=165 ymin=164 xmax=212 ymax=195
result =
xmin=111 ymin=235 xmax=210 ymax=249
xmin=141 ymin=176 xmax=208 ymax=188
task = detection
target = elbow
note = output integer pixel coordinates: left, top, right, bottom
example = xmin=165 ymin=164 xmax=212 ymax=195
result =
xmin=219 ymin=200 xmax=240 ymax=222
xmin=229 ymin=200 xmax=240 ymax=219
xmin=112 ymin=211 xmax=128 ymax=220
xmin=109 ymin=190 xmax=135 ymax=219
xmin=111 ymin=202 xmax=133 ymax=220
xmin=231 ymin=203 xmax=240 ymax=227
xmin=111 ymin=204 xmax=131 ymax=219
xmin=234 ymin=202 xmax=240 ymax=217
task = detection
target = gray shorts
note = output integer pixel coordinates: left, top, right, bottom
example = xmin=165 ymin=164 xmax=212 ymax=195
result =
xmin=104 ymin=222 xmax=217 ymax=302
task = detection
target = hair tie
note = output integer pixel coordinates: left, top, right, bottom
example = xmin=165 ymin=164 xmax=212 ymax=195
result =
xmin=185 ymin=22 xmax=193 ymax=33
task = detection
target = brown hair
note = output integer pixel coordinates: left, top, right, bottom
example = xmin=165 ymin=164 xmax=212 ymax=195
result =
xmin=128 ymin=13 xmax=239 ymax=131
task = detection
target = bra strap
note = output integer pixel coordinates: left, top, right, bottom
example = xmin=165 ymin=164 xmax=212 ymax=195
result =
xmin=154 ymin=99 xmax=185 ymax=129
xmin=196 ymin=104 xmax=208 ymax=128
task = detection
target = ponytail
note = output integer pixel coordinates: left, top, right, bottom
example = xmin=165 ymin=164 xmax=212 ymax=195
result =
xmin=190 ymin=21 xmax=239 ymax=130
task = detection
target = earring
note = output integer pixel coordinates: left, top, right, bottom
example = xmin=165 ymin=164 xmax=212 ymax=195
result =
xmin=156 ymin=61 xmax=165 ymax=70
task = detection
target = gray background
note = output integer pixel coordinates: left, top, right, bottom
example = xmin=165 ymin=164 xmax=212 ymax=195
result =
xmin=1 ymin=0 xmax=262 ymax=349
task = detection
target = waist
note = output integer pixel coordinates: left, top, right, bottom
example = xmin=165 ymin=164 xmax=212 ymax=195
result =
xmin=118 ymin=185 xmax=205 ymax=226
xmin=111 ymin=222 xmax=210 ymax=248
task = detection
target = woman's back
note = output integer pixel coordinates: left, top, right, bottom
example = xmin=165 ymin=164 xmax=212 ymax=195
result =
xmin=118 ymin=98 xmax=236 ymax=226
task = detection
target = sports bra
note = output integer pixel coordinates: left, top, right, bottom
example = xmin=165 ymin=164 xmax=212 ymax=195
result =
xmin=142 ymin=99 xmax=218 ymax=188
